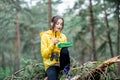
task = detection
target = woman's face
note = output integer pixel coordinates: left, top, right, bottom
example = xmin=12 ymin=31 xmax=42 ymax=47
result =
xmin=54 ymin=19 xmax=63 ymax=32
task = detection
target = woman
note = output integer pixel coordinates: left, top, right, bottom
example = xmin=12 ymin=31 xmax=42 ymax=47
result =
xmin=40 ymin=15 xmax=70 ymax=80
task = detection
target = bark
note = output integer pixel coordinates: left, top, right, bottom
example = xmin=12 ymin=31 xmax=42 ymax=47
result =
xmin=30 ymin=28 xmax=37 ymax=59
xmin=1 ymin=51 xmax=5 ymax=70
xmin=103 ymin=1 xmax=114 ymax=58
xmin=116 ymin=1 xmax=120 ymax=77
xmin=14 ymin=11 xmax=20 ymax=76
xmin=117 ymin=0 xmax=120 ymax=56
xmin=48 ymin=0 xmax=52 ymax=27
xmin=89 ymin=0 xmax=97 ymax=60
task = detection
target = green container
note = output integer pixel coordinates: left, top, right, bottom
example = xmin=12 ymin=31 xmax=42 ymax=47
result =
xmin=57 ymin=42 xmax=73 ymax=48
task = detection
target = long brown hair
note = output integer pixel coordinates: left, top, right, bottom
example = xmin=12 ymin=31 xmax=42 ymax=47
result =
xmin=50 ymin=15 xmax=64 ymax=30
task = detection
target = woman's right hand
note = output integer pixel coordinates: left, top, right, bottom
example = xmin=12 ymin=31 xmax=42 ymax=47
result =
xmin=54 ymin=39 xmax=59 ymax=45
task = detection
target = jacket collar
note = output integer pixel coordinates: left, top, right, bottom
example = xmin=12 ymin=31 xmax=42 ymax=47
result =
xmin=49 ymin=30 xmax=60 ymax=37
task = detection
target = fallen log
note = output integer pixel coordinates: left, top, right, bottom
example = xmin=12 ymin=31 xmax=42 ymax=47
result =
xmin=70 ymin=55 xmax=120 ymax=80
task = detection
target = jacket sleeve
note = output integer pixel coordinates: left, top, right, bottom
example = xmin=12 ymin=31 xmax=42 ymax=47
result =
xmin=40 ymin=34 xmax=54 ymax=59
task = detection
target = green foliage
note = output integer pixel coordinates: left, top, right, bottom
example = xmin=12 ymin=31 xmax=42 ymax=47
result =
xmin=100 ymin=64 xmax=116 ymax=80
xmin=4 ymin=59 xmax=45 ymax=80
xmin=3 ymin=59 xmax=119 ymax=80
xmin=20 ymin=63 xmax=45 ymax=80
xmin=0 ymin=67 xmax=13 ymax=80
xmin=59 ymin=60 xmax=118 ymax=80
xmin=63 ymin=0 xmax=120 ymax=62
xmin=70 ymin=61 xmax=117 ymax=80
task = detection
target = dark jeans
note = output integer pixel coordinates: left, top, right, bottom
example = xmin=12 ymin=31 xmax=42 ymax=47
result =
xmin=46 ymin=48 xmax=70 ymax=80
xmin=46 ymin=66 xmax=60 ymax=80
xmin=60 ymin=48 xmax=70 ymax=70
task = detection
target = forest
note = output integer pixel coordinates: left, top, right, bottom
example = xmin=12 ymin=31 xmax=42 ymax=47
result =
xmin=0 ymin=0 xmax=120 ymax=80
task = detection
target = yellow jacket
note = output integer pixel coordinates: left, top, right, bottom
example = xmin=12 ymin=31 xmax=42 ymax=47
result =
xmin=40 ymin=30 xmax=67 ymax=71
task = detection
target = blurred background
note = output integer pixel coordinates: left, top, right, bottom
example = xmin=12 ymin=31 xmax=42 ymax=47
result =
xmin=0 ymin=0 xmax=120 ymax=79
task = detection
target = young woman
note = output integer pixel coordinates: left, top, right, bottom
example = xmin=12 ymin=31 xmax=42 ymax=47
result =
xmin=40 ymin=15 xmax=70 ymax=80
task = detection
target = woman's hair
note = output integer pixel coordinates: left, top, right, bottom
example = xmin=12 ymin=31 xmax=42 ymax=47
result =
xmin=50 ymin=15 xmax=64 ymax=30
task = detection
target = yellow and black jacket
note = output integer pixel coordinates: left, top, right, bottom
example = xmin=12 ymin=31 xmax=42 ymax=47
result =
xmin=40 ymin=30 xmax=67 ymax=71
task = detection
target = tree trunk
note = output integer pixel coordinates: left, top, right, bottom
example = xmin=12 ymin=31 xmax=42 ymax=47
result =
xmin=48 ymin=0 xmax=52 ymax=28
xmin=103 ymin=1 xmax=114 ymax=58
xmin=1 ymin=51 xmax=5 ymax=70
xmin=89 ymin=0 xmax=97 ymax=61
xmin=117 ymin=1 xmax=120 ymax=56
xmin=30 ymin=28 xmax=37 ymax=59
xmin=14 ymin=11 xmax=20 ymax=76
xmin=116 ymin=1 xmax=120 ymax=77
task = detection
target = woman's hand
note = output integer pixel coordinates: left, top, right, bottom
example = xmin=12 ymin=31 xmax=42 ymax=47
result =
xmin=54 ymin=39 xmax=59 ymax=45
